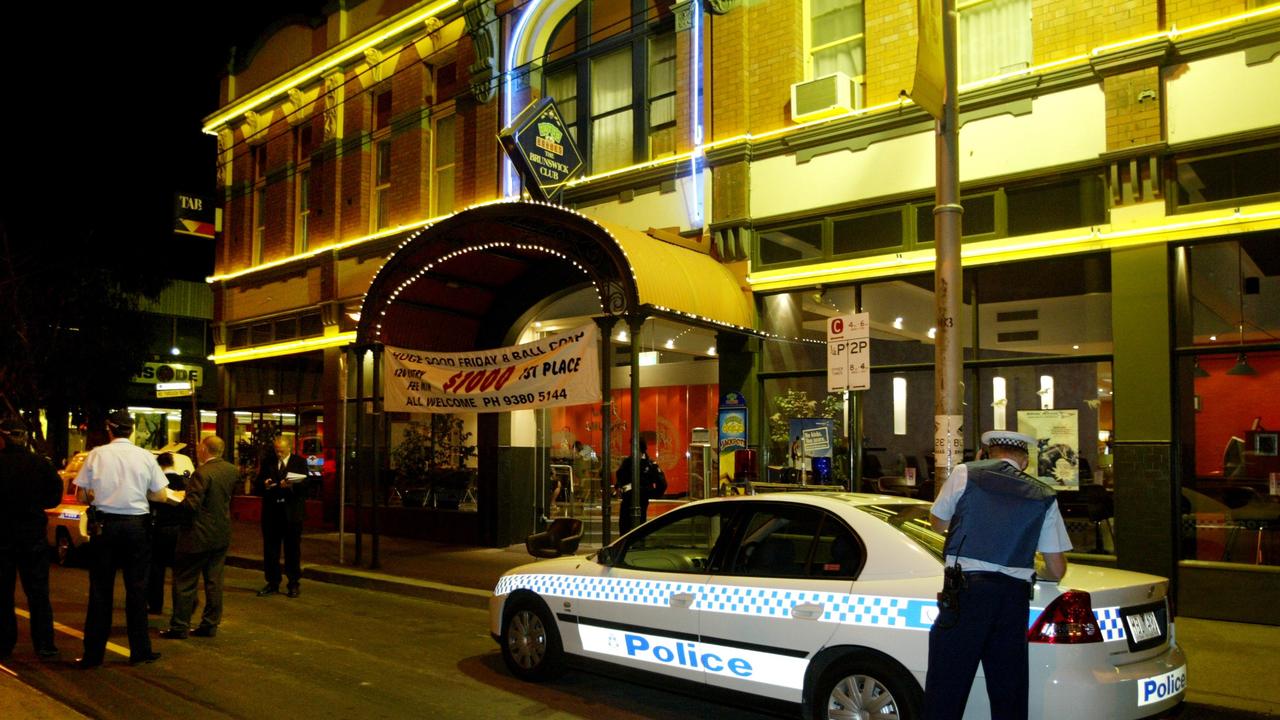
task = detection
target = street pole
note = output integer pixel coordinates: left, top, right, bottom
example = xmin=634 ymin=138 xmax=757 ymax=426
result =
xmin=933 ymin=0 xmax=964 ymax=495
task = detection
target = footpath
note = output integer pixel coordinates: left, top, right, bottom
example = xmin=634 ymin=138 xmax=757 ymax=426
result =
xmin=4 ymin=520 xmax=1278 ymax=718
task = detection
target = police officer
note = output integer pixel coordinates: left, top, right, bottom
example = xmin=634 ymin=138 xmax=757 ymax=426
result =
xmin=73 ymin=410 xmax=168 ymax=668
xmin=924 ymin=430 xmax=1072 ymax=720
xmin=0 ymin=418 xmax=63 ymax=661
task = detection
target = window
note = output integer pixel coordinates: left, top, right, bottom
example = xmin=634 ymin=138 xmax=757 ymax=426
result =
xmin=294 ymin=124 xmax=314 ymax=253
xmin=758 ymin=223 xmax=824 ymax=265
xmin=958 ymin=0 xmax=1031 ymax=84
xmin=541 ymin=1 xmax=676 ymax=174
xmin=725 ymin=505 xmax=862 ymax=579
xmin=618 ymin=505 xmax=731 ymax=573
xmin=432 ymin=114 xmax=456 ymax=216
xmin=1173 ymin=143 xmax=1280 ymax=213
xmin=253 ymin=187 xmax=266 ymax=265
xmin=374 ymin=140 xmax=392 ymax=230
xmin=808 ymin=0 xmax=865 ymax=93
xmin=371 ymin=89 xmax=393 ymax=231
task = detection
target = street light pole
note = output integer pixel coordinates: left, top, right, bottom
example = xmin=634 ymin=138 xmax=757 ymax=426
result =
xmin=933 ymin=0 xmax=964 ymax=494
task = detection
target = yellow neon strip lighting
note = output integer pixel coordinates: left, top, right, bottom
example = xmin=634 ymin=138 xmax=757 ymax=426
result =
xmin=207 ymin=212 xmax=455 ymax=283
xmin=747 ymin=207 xmax=1280 ymax=290
xmin=211 ymin=332 xmax=357 ymax=364
xmin=202 ymin=0 xmax=457 ymax=134
xmin=210 ymin=6 xmax=1278 ymax=285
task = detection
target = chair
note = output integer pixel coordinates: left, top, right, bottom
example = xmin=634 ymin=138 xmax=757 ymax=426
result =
xmin=525 ymin=517 xmax=583 ymax=558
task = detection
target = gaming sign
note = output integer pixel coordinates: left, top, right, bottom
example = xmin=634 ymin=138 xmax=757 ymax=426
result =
xmin=499 ymin=97 xmax=583 ymax=202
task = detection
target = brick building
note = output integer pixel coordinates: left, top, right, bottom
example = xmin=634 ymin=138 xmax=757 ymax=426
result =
xmin=204 ymin=0 xmax=1280 ymax=623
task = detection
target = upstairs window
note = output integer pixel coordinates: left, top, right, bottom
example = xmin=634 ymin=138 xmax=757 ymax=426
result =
xmin=808 ymin=0 xmax=866 ymax=85
xmin=959 ymin=0 xmax=1032 ymax=84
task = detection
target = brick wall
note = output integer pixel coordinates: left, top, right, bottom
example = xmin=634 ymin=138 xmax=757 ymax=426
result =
xmin=710 ymin=5 xmax=749 ymax=139
xmin=1165 ymin=0 xmax=1250 ymax=29
xmin=865 ymin=0 xmax=916 ymax=107
xmin=1104 ymin=67 xmax=1164 ymax=151
xmin=747 ymin=0 xmax=803 ymax=130
xmin=1113 ymin=442 xmax=1177 ymax=581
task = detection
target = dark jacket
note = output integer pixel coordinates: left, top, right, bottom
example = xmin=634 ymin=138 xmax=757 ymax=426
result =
xmin=151 ymin=471 xmax=189 ymax=528
xmin=0 ymin=445 xmax=63 ymax=543
xmin=615 ymin=453 xmax=667 ymax=500
xmin=176 ymin=457 xmax=239 ymax=553
xmin=254 ymin=453 xmax=312 ymax=525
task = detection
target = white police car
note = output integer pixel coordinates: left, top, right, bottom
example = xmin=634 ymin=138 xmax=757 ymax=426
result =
xmin=490 ymin=493 xmax=1186 ymax=719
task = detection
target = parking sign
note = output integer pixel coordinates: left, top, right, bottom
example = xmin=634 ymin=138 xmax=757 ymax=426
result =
xmin=827 ymin=313 xmax=870 ymax=392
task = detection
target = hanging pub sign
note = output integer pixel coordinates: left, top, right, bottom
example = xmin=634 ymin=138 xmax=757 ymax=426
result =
xmin=383 ymin=323 xmax=601 ymax=413
xmin=499 ymin=97 xmax=584 ymax=202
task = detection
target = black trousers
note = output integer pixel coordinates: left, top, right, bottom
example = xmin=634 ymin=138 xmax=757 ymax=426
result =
xmin=83 ymin=514 xmax=153 ymax=663
xmin=617 ymin=496 xmax=650 ymax=536
xmin=262 ymin=510 xmax=302 ymax=588
xmin=924 ymin=572 xmax=1032 ymax=720
xmin=148 ymin=524 xmax=180 ymax=613
xmin=0 ymin=537 xmax=57 ymax=656
xmin=170 ymin=546 xmax=227 ymax=631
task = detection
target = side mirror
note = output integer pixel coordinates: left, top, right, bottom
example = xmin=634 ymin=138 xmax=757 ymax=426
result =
xmin=596 ymin=545 xmax=617 ymax=566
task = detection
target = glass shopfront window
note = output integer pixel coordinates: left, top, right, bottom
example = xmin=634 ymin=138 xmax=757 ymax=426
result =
xmin=1179 ymin=238 xmax=1280 ymax=567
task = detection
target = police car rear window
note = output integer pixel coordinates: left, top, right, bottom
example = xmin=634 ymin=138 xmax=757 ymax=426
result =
xmin=856 ymin=503 xmax=945 ymax=560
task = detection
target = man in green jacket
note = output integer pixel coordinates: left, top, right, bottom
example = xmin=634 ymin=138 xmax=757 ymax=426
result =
xmin=160 ymin=436 xmax=239 ymax=639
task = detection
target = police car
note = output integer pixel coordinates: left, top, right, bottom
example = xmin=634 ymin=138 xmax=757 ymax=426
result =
xmin=490 ymin=493 xmax=1186 ymax=719
xmin=45 ymin=446 xmax=195 ymax=565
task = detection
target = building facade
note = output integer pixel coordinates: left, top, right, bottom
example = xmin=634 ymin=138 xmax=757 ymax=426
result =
xmin=204 ymin=0 xmax=1280 ymax=623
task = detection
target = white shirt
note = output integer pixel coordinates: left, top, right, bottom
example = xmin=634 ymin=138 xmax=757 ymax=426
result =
xmin=74 ymin=438 xmax=168 ymax=515
xmin=931 ymin=459 xmax=1072 ymax=580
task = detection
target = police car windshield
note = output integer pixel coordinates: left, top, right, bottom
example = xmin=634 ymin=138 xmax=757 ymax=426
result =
xmin=856 ymin=503 xmax=946 ymax=560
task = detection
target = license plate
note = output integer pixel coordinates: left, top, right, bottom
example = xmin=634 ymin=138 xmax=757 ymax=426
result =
xmin=1126 ymin=611 xmax=1161 ymax=643
xmin=1121 ymin=600 xmax=1167 ymax=652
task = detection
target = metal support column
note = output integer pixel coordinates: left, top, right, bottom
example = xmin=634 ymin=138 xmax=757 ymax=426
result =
xmin=353 ymin=345 xmax=366 ymax=565
xmin=627 ymin=313 xmax=645 ymax=533
xmin=370 ymin=342 xmax=383 ymax=570
xmin=595 ymin=316 xmax=617 ymax=546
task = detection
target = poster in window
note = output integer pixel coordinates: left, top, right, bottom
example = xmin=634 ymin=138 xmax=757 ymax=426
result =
xmin=1016 ymin=409 xmax=1080 ymax=488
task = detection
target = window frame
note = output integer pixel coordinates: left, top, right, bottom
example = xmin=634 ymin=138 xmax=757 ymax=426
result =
xmin=803 ymin=0 xmax=866 ymax=104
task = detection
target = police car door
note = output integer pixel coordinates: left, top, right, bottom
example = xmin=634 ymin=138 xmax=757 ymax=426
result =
xmin=698 ymin=502 xmax=855 ymax=702
xmin=573 ymin=504 xmax=730 ymax=684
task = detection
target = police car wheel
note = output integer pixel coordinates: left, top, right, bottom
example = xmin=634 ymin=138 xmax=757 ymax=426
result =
xmin=810 ymin=652 xmax=922 ymax=720
xmin=55 ymin=531 xmax=73 ymax=566
xmin=501 ymin=596 xmax=566 ymax=681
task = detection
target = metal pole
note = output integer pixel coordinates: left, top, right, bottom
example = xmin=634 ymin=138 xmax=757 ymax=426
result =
xmin=354 ymin=346 xmax=365 ymax=565
xmin=337 ymin=348 xmax=349 ymax=565
xmin=933 ymin=0 xmax=964 ymax=496
xmin=595 ymin=316 xmax=616 ymax=546
xmin=628 ymin=314 xmax=644 ymax=533
xmin=370 ymin=342 xmax=383 ymax=570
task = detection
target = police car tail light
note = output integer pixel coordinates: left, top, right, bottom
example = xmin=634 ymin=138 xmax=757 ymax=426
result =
xmin=1028 ymin=591 xmax=1102 ymax=644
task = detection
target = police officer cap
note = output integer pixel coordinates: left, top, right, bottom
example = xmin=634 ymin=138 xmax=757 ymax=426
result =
xmin=980 ymin=429 xmax=1034 ymax=452
xmin=0 ymin=418 xmax=26 ymax=438
xmin=106 ymin=409 xmax=134 ymax=433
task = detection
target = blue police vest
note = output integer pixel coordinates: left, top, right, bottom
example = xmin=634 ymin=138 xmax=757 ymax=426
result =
xmin=942 ymin=459 xmax=1056 ymax=569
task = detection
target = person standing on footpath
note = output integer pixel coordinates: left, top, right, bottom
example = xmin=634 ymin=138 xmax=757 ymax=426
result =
xmin=924 ymin=430 xmax=1072 ymax=720
xmin=254 ymin=437 xmax=310 ymax=598
xmin=147 ymin=452 xmax=188 ymax=615
xmin=161 ymin=436 xmax=237 ymax=639
xmin=73 ymin=410 xmax=168 ymax=668
xmin=0 ymin=418 xmax=63 ymax=661
xmin=615 ymin=439 xmax=666 ymax=536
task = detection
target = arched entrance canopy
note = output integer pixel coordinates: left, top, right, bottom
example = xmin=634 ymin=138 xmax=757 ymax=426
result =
xmin=356 ymin=200 xmax=755 ymax=348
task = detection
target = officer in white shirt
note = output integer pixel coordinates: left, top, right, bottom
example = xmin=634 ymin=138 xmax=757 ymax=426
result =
xmin=73 ymin=410 xmax=168 ymax=668
xmin=924 ymin=430 xmax=1071 ymax=720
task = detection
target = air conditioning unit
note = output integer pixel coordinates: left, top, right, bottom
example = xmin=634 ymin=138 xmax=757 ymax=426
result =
xmin=790 ymin=72 xmax=861 ymax=123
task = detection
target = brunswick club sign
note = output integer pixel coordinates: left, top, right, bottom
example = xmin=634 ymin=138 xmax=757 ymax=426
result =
xmin=499 ymin=97 xmax=584 ymax=202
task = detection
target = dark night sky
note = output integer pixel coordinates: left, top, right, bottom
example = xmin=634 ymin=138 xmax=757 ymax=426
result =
xmin=2 ymin=3 xmax=324 ymax=279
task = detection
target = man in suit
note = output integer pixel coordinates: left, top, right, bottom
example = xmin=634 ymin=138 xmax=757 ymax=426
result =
xmin=160 ymin=436 xmax=238 ymax=639
xmin=254 ymin=437 xmax=311 ymax=598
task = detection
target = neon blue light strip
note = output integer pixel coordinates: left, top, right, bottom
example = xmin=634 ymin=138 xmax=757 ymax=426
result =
xmin=687 ymin=0 xmax=704 ymax=227
xmin=504 ymin=0 xmax=545 ymax=198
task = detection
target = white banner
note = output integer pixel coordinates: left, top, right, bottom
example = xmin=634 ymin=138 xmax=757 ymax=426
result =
xmin=383 ymin=324 xmax=601 ymax=413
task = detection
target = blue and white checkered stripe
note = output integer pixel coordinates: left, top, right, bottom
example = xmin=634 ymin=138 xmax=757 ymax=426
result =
xmin=1093 ymin=606 xmax=1125 ymax=642
xmin=495 ymin=574 xmax=1128 ymax=639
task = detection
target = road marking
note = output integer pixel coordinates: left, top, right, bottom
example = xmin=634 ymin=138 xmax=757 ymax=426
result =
xmin=15 ymin=608 xmax=129 ymax=658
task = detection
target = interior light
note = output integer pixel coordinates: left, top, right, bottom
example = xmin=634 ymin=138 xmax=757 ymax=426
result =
xmin=534 ymin=321 xmax=542 ymax=329
xmin=707 ymin=346 xmax=717 ymax=356
xmin=347 ymin=311 xmax=361 ymax=322
xmin=170 ymin=346 xmax=181 ymax=356
xmin=1072 ymin=345 xmax=1080 ymax=350
xmin=639 ymin=351 xmax=659 ymax=366
xmin=893 ymin=317 xmax=904 ymax=330
xmin=927 ymin=327 xmax=937 ymax=339
xmin=267 ymin=389 xmax=276 ymax=396
xmin=1210 ymin=335 xmax=1217 ymax=341
xmin=617 ymin=330 xmax=629 ymax=342
xmin=664 ymin=339 xmax=675 ymax=350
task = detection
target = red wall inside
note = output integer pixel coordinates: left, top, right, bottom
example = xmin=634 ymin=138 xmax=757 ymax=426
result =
xmin=551 ymin=384 xmax=719 ymax=496
xmin=1193 ymin=351 xmax=1280 ymax=477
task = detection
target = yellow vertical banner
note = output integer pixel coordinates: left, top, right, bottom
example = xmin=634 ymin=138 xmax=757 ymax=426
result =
xmin=911 ymin=0 xmax=945 ymax=120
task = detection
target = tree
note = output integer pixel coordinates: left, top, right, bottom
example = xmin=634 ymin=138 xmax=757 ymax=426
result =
xmin=0 ymin=224 xmax=167 ymax=452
